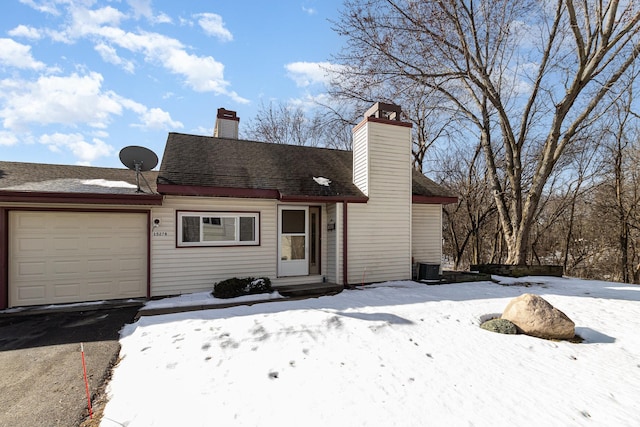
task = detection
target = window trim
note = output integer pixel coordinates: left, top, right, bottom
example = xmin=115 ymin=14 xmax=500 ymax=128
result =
xmin=177 ymin=210 xmax=260 ymax=247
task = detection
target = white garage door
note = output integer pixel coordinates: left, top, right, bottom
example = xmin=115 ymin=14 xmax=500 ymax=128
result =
xmin=9 ymin=211 xmax=148 ymax=307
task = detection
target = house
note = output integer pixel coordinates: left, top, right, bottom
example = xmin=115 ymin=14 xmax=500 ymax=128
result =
xmin=0 ymin=102 xmax=456 ymax=309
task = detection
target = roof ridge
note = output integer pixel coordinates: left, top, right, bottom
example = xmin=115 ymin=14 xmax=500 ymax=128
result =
xmin=167 ymin=132 xmax=352 ymax=153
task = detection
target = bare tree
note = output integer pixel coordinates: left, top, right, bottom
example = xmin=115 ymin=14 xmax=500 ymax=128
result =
xmin=244 ymin=100 xmax=355 ymax=150
xmin=243 ymin=101 xmax=321 ymax=146
xmin=436 ymin=139 xmax=498 ymax=268
xmin=593 ymin=84 xmax=640 ymax=282
xmin=333 ymin=0 xmax=640 ymax=264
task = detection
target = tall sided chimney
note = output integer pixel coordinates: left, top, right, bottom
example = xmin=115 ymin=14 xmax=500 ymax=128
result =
xmin=348 ymin=101 xmax=413 ymax=285
xmin=214 ymin=107 xmax=240 ymax=139
xmin=352 ymin=102 xmax=409 ymax=196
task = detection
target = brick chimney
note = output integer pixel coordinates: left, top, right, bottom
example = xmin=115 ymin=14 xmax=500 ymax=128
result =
xmin=214 ymin=108 xmax=239 ymax=139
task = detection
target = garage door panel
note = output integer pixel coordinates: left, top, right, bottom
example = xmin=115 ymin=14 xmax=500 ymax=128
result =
xmin=17 ymin=285 xmax=45 ymax=302
xmin=88 ymin=280 xmax=114 ymax=297
xmin=88 ymin=237 xmax=115 ymax=251
xmin=53 ymin=236 xmax=84 ymax=252
xmin=14 ymin=214 xmax=47 ymax=230
xmin=52 ymin=214 xmax=84 ymax=229
xmin=15 ymin=237 xmax=47 ymax=253
xmin=87 ymin=258 xmax=114 ymax=274
xmin=52 ymin=259 xmax=84 ymax=274
xmin=9 ymin=211 xmax=148 ymax=307
xmin=119 ymin=279 xmax=145 ymax=294
xmin=15 ymin=260 xmax=47 ymax=277
xmin=54 ymin=282 xmax=81 ymax=298
xmin=118 ymin=236 xmax=146 ymax=251
xmin=120 ymin=256 xmax=145 ymax=271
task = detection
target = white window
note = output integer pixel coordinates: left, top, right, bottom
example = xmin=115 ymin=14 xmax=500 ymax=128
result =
xmin=178 ymin=211 xmax=259 ymax=247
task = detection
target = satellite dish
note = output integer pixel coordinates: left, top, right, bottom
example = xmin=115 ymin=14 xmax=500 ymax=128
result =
xmin=119 ymin=146 xmax=158 ymax=193
xmin=119 ymin=146 xmax=158 ymax=171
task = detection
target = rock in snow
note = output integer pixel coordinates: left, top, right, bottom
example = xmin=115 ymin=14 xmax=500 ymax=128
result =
xmin=501 ymin=293 xmax=575 ymax=340
xmin=480 ymin=318 xmax=518 ymax=335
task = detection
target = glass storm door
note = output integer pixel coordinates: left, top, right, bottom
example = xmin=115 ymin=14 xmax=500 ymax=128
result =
xmin=278 ymin=206 xmax=309 ymax=277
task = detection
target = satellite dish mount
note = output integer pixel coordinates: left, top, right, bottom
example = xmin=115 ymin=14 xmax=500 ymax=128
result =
xmin=119 ymin=146 xmax=158 ymax=193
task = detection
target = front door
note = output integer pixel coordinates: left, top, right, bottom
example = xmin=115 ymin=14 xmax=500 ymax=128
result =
xmin=278 ymin=206 xmax=309 ymax=276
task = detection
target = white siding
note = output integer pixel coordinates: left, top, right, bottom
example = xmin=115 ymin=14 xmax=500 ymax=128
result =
xmin=347 ymin=121 xmax=412 ymax=284
xmin=352 ymin=124 xmax=369 ymax=196
xmin=325 ymin=203 xmax=343 ymax=284
xmin=214 ymin=119 xmax=239 ymax=139
xmin=150 ymin=196 xmax=278 ymax=296
xmin=412 ymin=204 xmax=443 ymax=264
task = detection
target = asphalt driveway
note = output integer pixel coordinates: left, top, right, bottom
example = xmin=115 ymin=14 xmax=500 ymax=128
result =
xmin=0 ymin=304 xmax=140 ymax=427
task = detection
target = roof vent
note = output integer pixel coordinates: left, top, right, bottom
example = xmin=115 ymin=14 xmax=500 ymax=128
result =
xmin=214 ymin=107 xmax=240 ymax=139
xmin=364 ymin=102 xmax=402 ymax=121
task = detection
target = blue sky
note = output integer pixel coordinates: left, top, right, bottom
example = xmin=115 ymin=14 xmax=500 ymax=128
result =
xmin=0 ymin=0 xmax=344 ymax=168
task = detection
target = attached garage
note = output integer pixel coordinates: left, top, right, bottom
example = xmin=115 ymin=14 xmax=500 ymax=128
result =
xmin=8 ymin=211 xmax=149 ymax=307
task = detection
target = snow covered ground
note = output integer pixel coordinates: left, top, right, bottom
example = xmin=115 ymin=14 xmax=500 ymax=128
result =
xmin=100 ymin=276 xmax=640 ymax=426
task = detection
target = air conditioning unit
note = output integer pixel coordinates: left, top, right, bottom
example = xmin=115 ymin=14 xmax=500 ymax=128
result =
xmin=417 ymin=263 xmax=440 ymax=281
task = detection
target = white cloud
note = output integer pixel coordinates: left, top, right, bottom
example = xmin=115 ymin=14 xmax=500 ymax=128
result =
xmin=44 ymin=3 xmax=247 ymax=103
xmin=126 ymin=0 xmax=171 ymax=24
xmin=178 ymin=17 xmax=193 ymax=27
xmin=195 ymin=13 xmax=233 ymax=42
xmin=39 ymin=132 xmax=114 ymax=165
xmin=114 ymin=95 xmax=183 ymax=130
xmin=0 ymin=71 xmax=184 ymax=134
xmin=68 ymin=5 xmax=126 ymax=37
xmin=0 ymin=38 xmax=46 ymax=70
xmin=94 ymin=42 xmax=135 ymax=73
xmin=154 ymin=13 xmax=172 ymax=24
xmin=18 ymin=0 xmax=61 ymax=15
xmin=0 ymin=72 xmax=122 ymax=130
xmin=127 ymin=0 xmax=153 ymax=20
xmin=288 ymin=92 xmax=333 ymax=112
xmin=0 ymin=130 xmax=19 ymax=146
xmin=8 ymin=25 xmax=42 ymax=40
xmin=191 ymin=125 xmax=213 ymax=136
xmin=134 ymin=107 xmax=183 ymax=130
xmin=285 ymin=61 xmax=340 ymax=87
xmin=302 ymin=6 xmax=317 ymax=15
xmin=8 ymin=2 xmax=246 ymax=119
xmin=91 ymin=129 xmax=109 ymax=138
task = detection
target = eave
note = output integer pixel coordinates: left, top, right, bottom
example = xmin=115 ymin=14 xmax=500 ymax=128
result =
xmin=412 ymin=195 xmax=458 ymax=205
xmin=157 ymin=184 xmax=368 ymax=203
xmin=0 ymin=190 xmax=163 ymax=205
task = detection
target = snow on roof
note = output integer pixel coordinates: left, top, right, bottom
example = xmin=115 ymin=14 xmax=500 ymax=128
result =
xmin=313 ymin=176 xmax=331 ymax=186
xmin=81 ymin=179 xmax=138 ymax=189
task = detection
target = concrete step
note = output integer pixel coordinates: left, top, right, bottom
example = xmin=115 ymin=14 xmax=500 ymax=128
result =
xmin=274 ymin=282 xmax=343 ymax=297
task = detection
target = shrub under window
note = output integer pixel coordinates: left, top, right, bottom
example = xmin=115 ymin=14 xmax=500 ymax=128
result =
xmin=178 ymin=211 xmax=259 ymax=246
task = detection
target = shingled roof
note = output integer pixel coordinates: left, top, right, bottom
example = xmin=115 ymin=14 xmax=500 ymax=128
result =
xmin=157 ymin=133 xmax=456 ymax=203
xmin=0 ymin=161 xmax=161 ymax=204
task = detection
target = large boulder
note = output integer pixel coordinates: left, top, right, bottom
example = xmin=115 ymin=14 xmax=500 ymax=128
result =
xmin=501 ymin=293 xmax=575 ymax=340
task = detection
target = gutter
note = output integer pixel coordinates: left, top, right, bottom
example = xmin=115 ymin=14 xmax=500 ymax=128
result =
xmin=157 ymin=183 xmax=368 ymax=204
xmin=0 ymin=190 xmax=163 ymax=205
xmin=412 ymin=195 xmax=458 ymax=204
